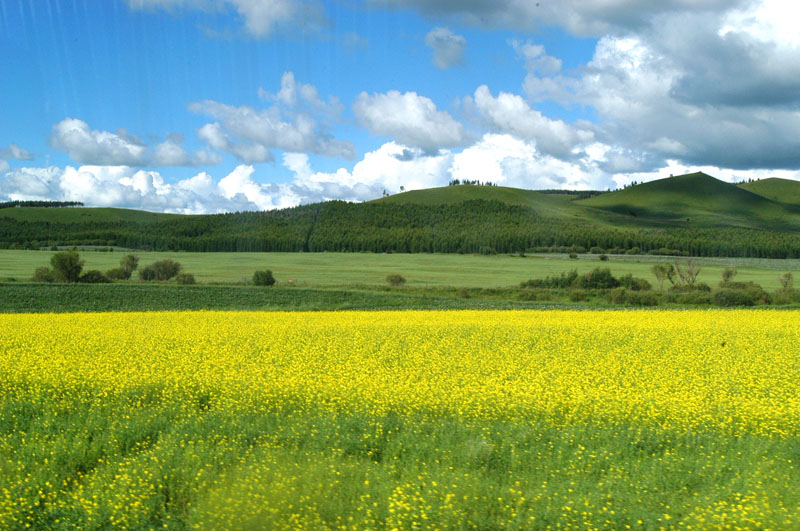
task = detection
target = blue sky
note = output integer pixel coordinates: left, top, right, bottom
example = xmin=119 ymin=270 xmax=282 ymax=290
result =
xmin=1 ymin=0 xmax=799 ymax=212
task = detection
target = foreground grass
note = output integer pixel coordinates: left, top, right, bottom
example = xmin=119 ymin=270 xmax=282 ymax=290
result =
xmin=2 ymin=310 xmax=799 ymax=528
xmin=1 ymin=250 xmax=795 ymax=290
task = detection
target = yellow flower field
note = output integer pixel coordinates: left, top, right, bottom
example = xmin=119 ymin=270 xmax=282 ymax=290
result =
xmin=1 ymin=310 xmax=799 ymax=528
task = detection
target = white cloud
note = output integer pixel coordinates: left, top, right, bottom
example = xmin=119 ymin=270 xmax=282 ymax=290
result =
xmin=125 ymin=0 xmax=324 ymax=38
xmin=152 ymin=136 xmax=223 ymax=166
xmin=425 ymin=27 xmax=466 ymax=69
xmin=353 ymin=90 xmax=468 ymax=153
xmin=50 ymin=118 xmax=149 ymax=166
xmin=0 ymin=143 xmax=34 ymax=160
xmin=372 ymin=0 xmax=748 ymax=36
xmin=50 ymin=118 xmax=223 ymax=167
xmin=0 ymin=160 xmax=9 ymax=174
xmin=192 ymin=74 xmax=353 ymax=162
xmin=513 ymin=41 xmax=561 ymax=76
xmin=470 ymin=85 xmax=594 ymax=159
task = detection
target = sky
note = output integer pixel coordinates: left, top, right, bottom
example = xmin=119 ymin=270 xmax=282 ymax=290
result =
xmin=1 ymin=0 xmax=799 ymax=213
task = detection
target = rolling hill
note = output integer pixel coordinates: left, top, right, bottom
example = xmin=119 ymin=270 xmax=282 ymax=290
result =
xmin=577 ymin=172 xmax=800 ymax=230
xmin=0 ymin=206 xmax=179 ymax=223
xmin=3 ymin=173 xmax=800 ymax=258
xmin=738 ymin=178 xmax=800 ymax=207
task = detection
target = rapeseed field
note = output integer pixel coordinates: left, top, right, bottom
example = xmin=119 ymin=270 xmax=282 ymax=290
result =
xmin=1 ymin=310 xmax=799 ymax=529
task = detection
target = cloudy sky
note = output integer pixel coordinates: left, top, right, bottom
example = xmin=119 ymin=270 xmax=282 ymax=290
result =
xmin=1 ymin=0 xmax=799 ymax=213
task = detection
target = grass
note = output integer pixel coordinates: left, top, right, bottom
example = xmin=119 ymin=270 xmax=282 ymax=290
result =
xmin=1 ymin=250 xmax=794 ymax=291
xmin=739 ymin=177 xmax=800 ymax=207
xmin=578 ymin=172 xmax=800 ymax=230
xmin=0 ymin=206 xmax=179 ymax=223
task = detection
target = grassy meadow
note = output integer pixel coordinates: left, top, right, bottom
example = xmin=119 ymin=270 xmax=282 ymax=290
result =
xmin=2 ymin=310 xmax=799 ymax=528
xmin=1 ymin=249 xmax=796 ymax=290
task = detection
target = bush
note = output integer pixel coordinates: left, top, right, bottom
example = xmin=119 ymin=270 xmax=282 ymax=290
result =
xmin=606 ymin=287 xmax=659 ymax=306
xmin=521 ymin=270 xmax=578 ymax=289
xmin=105 ymin=267 xmax=129 ymax=281
xmin=150 ymin=259 xmax=182 ymax=281
xmin=568 ymin=289 xmax=588 ymax=302
xmin=619 ymin=273 xmax=652 ymax=291
xmin=139 ymin=265 xmax=157 ymax=281
xmin=772 ymin=288 xmax=800 ymax=305
xmin=577 ymin=268 xmax=619 ymax=289
xmin=176 ymin=273 xmax=196 ymax=285
xmin=386 ymin=274 xmax=406 ymax=287
xmin=568 ymin=252 xmax=578 ymax=259
xmin=32 ymin=266 xmax=55 ymax=283
xmin=120 ymin=254 xmax=139 ymax=276
xmin=50 ymin=250 xmax=84 ymax=282
xmin=599 ymin=254 xmax=609 ymax=261
xmin=253 ymin=270 xmax=276 ymax=286
xmin=79 ymin=270 xmax=109 ymax=283
xmin=713 ymin=289 xmax=761 ymax=307
xmin=670 ymin=282 xmax=711 ymax=293
xmin=589 ymin=247 xmax=605 ymax=254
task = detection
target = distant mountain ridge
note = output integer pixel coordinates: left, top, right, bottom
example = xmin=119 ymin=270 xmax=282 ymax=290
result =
xmin=2 ymin=172 xmax=800 ymax=258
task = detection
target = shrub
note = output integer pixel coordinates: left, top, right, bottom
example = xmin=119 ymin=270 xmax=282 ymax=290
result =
xmin=619 ymin=273 xmax=652 ymax=291
xmin=120 ymin=254 xmax=139 ymax=277
xmin=779 ymin=272 xmax=794 ymax=291
xmin=139 ymin=265 xmax=157 ymax=281
xmin=521 ymin=270 xmax=578 ymax=289
xmin=386 ymin=274 xmax=406 ymax=287
xmin=32 ymin=266 xmax=55 ymax=283
xmin=670 ymin=282 xmax=711 ymax=293
xmin=666 ymin=291 xmax=712 ymax=305
xmin=176 ymin=273 xmax=196 ymax=285
xmin=105 ymin=267 xmax=129 ymax=281
xmin=713 ymin=289 xmax=759 ymax=307
xmin=568 ymin=252 xmax=578 ymax=259
xmin=577 ymin=268 xmax=619 ymax=289
xmin=79 ymin=270 xmax=109 ymax=283
xmin=50 ymin=250 xmax=84 ymax=282
xmin=253 ymin=270 xmax=276 ymax=286
xmin=772 ymin=288 xmax=800 ymax=305
xmin=599 ymin=254 xmax=609 ymax=261
xmin=150 ymin=259 xmax=182 ymax=281
xmin=625 ymin=290 xmax=659 ymax=306
xmin=589 ymin=247 xmax=605 ymax=254
xmin=568 ymin=289 xmax=588 ymax=302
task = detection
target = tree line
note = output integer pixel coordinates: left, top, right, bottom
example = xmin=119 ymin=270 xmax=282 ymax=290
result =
xmin=4 ymin=199 xmax=800 ymax=258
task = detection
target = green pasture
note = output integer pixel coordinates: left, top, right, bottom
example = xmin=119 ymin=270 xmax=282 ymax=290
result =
xmin=1 ymin=249 xmax=796 ymax=290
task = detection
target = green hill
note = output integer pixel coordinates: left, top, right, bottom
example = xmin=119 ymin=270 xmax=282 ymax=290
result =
xmin=376 ymin=184 xmax=631 ymax=226
xmin=4 ymin=174 xmax=800 ymax=258
xmin=738 ymin=178 xmax=800 ymax=207
xmin=577 ymin=172 xmax=800 ymax=230
xmin=0 ymin=206 xmax=179 ymax=223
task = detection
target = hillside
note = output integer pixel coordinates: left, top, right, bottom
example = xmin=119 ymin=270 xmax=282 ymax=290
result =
xmin=577 ymin=172 xmax=800 ymax=230
xmin=738 ymin=178 xmax=800 ymax=207
xmin=0 ymin=206 xmax=179 ymax=223
xmin=4 ymin=173 xmax=800 ymax=258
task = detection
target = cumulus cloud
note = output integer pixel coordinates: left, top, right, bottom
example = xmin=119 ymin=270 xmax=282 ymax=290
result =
xmin=371 ymin=0 xmax=747 ymax=36
xmin=353 ymin=90 xmax=468 ymax=153
xmin=513 ymin=2 xmax=800 ymax=171
xmin=0 ymin=143 xmax=34 ymax=160
xmin=469 ymin=85 xmax=594 ymax=159
xmin=50 ymin=118 xmax=222 ymax=167
xmin=425 ymin=27 xmax=466 ymax=69
xmin=50 ymin=118 xmax=149 ymax=166
xmin=125 ymin=0 xmax=325 ymax=38
xmin=192 ymin=73 xmax=353 ymax=162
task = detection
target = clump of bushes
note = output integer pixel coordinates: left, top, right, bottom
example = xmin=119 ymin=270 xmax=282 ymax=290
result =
xmin=386 ymin=274 xmax=407 ymax=287
xmin=176 ymin=273 xmax=196 ymax=285
xmin=140 ymin=259 xmax=182 ymax=281
xmin=79 ymin=270 xmax=109 ymax=284
xmin=253 ymin=270 xmax=276 ymax=286
xmin=106 ymin=254 xmax=139 ymax=280
xmin=32 ymin=250 xmax=84 ymax=283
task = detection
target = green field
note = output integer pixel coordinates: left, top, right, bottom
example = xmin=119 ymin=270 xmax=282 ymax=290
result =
xmin=1 ymin=249 xmax=796 ymax=290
